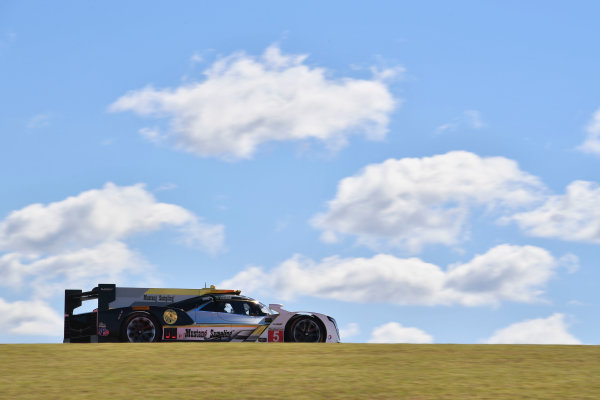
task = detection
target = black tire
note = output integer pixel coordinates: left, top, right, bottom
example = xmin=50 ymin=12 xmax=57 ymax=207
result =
xmin=285 ymin=316 xmax=325 ymax=343
xmin=121 ymin=313 xmax=161 ymax=343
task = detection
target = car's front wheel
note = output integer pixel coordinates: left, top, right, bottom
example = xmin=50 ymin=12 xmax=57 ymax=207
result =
xmin=122 ymin=313 xmax=161 ymax=342
xmin=286 ymin=316 xmax=324 ymax=343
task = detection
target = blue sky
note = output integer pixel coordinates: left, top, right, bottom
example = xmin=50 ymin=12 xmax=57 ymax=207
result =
xmin=1 ymin=1 xmax=599 ymax=344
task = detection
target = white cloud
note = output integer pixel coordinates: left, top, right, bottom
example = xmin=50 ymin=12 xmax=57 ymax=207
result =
xmin=222 ymin=244 xmax=559 ymax=307
xmin=0 ymin=182 xmax=224 ymax=305
xmin=0 ymin=182 xmax=224 ymax=254
xmin=482 ymin=314 xmax=581 ymax=344
xmin=190 ymin=52 xmax=204 ymax=64
xmin=312 ymin=151 xmax=544 ymax=252
xmin=0 ymin=297 xmax=63 ymax=336
xmin=339 ymin=322 xmax=360 ymax=340
xmin=368 ymin=322 xmax=433 ymax=343
xmin=464 ymin=110 xmax=485 ymax=129
xmin=577 ymin=108 xmax=600 ymax=155
xmin=444 ymin=244 xmax=558 ymax=305
xmin=435 ymin=109 xmax=485 ymax=134
xmin=370 ymin=65 xmax=405 ymax=81
xmin=558 ymin=253 xmax=580 ymax=274
xmin=155 ymin=183 xmax=178 ymax=192
xmin=138 ymin=127 xmax=165 ymax=143
xmin=0 ymin=241 xmax=154 ymax=298
xmin=504 ymin=180 xmax=600 ymax=243
xmin=178 ymin=220 xmax=225 ymax=254
xmin=109 ymin=45 xmax=397 ymax=160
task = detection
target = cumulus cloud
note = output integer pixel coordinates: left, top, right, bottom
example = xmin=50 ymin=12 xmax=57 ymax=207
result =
xmin=368 ymin=322 xmax=433 ymax=343
xmin=0 ymin=182 xmax=224 ymax=254
xmin=109 ymin=45 xmax=397 ymax=160
xmin=0 ymin=183 xmax=224 ymax=301
xmin=577 ymin=108 xmax=600 ymax=155
xmin=0 ymin=242 xmax=153 ymax=298
xmin=0 ymin=297 xmax=63 ymax=336
xmin=222 ymin=244 xmax=559 ymax=307
xmin=312 ymin=151 xmax=544 ymax=252
xmin=444 ymin=244 xmax=558 ymax=305
xmin=482 ymin=313 xmax=581 ymax=344
xmin=504 ymin=180 xmax=600 ymax=243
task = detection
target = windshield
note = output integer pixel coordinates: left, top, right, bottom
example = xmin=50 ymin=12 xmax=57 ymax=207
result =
xmin=258 ymin=302 xmax=273 ymax=315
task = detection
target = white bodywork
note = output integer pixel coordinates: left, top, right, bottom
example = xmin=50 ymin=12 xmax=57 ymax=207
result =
xmin=258 ymin=304 xmax=341 ymax=343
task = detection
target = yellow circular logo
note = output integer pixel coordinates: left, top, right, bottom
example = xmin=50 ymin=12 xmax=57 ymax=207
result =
xmin=163 ymin=309 xmax=178 ymax=325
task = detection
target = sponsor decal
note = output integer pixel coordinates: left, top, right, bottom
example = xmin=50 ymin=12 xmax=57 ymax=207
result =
xmin=98 ymin=322 xmax=110 ymax=337
xmin=209 ymin=329 xmax=233 ymax=340
xmin=163 ymin=309 xmax=178 ymax=324
xmin=181 ymin=328 xmax=234 ymax=341
xmin=185 ymin=328 xmax=208 ymax=338
xmin=143 ymin=294 xmax=175 ymax=303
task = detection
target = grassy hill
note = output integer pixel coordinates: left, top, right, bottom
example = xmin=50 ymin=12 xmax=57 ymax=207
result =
xmin=1 ymin=343 xmax=598 ymax=399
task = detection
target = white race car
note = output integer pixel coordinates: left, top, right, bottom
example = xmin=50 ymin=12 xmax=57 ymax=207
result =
xmin=64 ymin=284 xmax=341 ymax=343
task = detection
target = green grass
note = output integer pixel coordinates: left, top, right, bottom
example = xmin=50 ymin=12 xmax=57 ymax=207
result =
xmin=0 ymin=344 xmax=598 ymax=399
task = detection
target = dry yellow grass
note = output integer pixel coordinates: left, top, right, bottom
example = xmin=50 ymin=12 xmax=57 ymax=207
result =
xmin=0 ymin=343 xmax=598 ymax=399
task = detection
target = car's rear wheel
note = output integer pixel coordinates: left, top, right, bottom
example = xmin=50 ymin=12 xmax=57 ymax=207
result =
xmin=287 ymin=316 xmax=324 ymax=343
xmin=122 ymin=313 xmax=161 ymax=342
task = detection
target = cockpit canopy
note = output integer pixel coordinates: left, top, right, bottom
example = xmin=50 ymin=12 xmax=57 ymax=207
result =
xmin=170 ymin=294 xmax=273 ymax=316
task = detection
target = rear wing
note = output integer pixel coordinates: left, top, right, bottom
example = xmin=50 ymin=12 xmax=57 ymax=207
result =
xmin=65 ymin=284 xmax=116 ymax=316
xmin=64 ymin=284 xmax=116 ymax=343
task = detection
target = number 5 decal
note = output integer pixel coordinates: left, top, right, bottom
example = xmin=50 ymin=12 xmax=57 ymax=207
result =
xmin=268 ymin=329 xmax=284 ymax=342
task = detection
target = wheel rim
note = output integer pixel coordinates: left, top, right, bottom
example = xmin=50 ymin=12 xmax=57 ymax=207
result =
xmin=126 ymin=316 xmax=156 ymax=342
xmin=292 ymin=318 xmax=321 ymax=342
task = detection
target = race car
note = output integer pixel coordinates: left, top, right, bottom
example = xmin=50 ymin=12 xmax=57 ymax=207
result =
xmin=64 ymin=284 xmax=340 ymax=343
